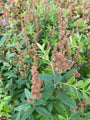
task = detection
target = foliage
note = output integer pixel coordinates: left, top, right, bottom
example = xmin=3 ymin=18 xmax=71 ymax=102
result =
xmin=0 ymin=85 xmax=11 ymax=119
xmin=0 ymin=0 xmax=90 ymax=120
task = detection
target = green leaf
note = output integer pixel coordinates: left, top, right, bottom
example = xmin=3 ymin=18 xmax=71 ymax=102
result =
xmin=15 ymin=79 xmax=27 ymax=85
xmin=35 ymin=106 xmax=53 ymax=118
xmin=54 ymin=101 xmax=66 ymax=116
xmin=26 ymin=82 xmax=30 ymax=88
xmin=39 ymin=73 xmax=54 ymax=88
xmin=3 ymin=62 xmax=11 ymax=68
xmin=80 ymin=78 xmax=90 ymax=88
xmin=6 ymin=44 xmax=16 ymax=47
xmin=3 ymin=96 xmax=11 ymax=100
xmin=58 ymin=115 xmax=66 ymax=120
xmin=41 ymin=86 xmax=54 ymax=101
xmin=15 ymin=112 xmax=20 ymax=120
xmin=37 ymin=43 xmax=45 ymax=51
xmin=0 ymin=101 xmax=6 ymax=111
xmin=3 ymin=106 xmax=10 ymax=112
xmin=67 ymin=76 xmax=75 ymax=84
xmin=71 ymin=110 xmax=82 ymax=120
xmin=83 ymin=112 xmax=90 ymax=117
xmin=74 ymin=80 xmax=83 ymax=87
xmin=20 ymin=38 xmax=25 ymax=48
xmin=0 ymin=112 xmax=3 ymax=117
xmin=82 ymin=92 xmax=90 ymax=104
xmin=39 ymin=73 xmax=54 ymax=101
xmin=70 ymin=36 xmax=73 ymax=45
xmin=85 ymin=86 xmax=90 ymax=92
xmin=69 ymin=86 xmax=75 ymax=97
xmin=47 ymin=101 xmax=53 ymax=113
xmin=4 ymin=71 xmax=17 ymax=78
xmin=54 ymin=73 xmax=62 ymax=86
xmin=0 ymin=34 xmax=6 ymax=47
xmin=21 ymin=107 xmax=34 ymax=120
xmin=17 ymin=32 xmax=23 ymax=38
xmin=2 ymin=112 xmax=11 ymax=118
xmin=71 ymin=116 xmax=82 ymax=120
xmin=6 ymin=51 xmax=14 ymax=61
xmin=15 ymin=103 xmax=30 ymax=111
xmin=62 ymin=69 xmax=75 ymax=82
xmin=58 ymin=92 xmax=77 ymax=109
xmin=24 ymin=88 xmax=34 ymax=100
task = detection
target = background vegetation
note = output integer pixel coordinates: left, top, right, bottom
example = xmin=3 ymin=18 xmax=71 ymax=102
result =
xmin=0 ymin=0 xmax=90 ymax=120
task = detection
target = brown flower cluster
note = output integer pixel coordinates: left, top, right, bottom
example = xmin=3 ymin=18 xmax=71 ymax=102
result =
xmin=72 ymin=70 xmax=80 ymax=82
xmin=72 ymin=98 xmax=89 ymax=113
xmin=21 ymin=19 xmax=30 ymax=45
xmin=77 ymin=99 xmax=88 ymax=110
xmin=30 ymin=55 xmax=43 ymax=100
xmin=24 ymin=2 xmax=31 ymax=24
xmin=57 ymin=7 xmax=69 ymax=41
xmin=51 ymin=44 xmax=69 ymax=74
xmin=51 ymin=43 xmax=75 ymax=74
xmin=16 ymin=14 xmax=43 ymax=101
xmin=57 ymin=6 xmax=70 ymax=53
xmin=51 ymin=6 xmax=80 ymax=76
xmin=15 ymin=41 xmax=29 ymax=76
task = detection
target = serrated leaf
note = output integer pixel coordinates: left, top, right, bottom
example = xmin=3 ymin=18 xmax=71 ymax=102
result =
xmin=41 ymin=87 xmax=54 ymax=101
xmin=35 ymin=106 xmax=53 ymax=118
xmin=80 ymin=78 xmax=90 ymax=88
xmin=39 ymin=73 xmax=54 ymax=87
xmin=15 ymin=103 xmax=30 ymax=111
xmin=62 ymin=69 xmax=75 ymax=82
xmin=54 ymin=73 xmax=62 ymax=86
xmin=47 ymin=101 xmax=53 ymax=113
xmin=15 ymin=112 xmax=20 ymax=120
xmin=21 ymin=107 xmax=34 ymax=120
xmin=74 ymin=80 xmax=83 ymax=87
xmin=24 ymin=88 xmax=34 ymax=100
xmin=58 ymin=92 xmax=77 ymax=109
xmin=69 ymin=86 xmax=75 ymax=97
xmin=54 ymin=101 xmax=65 ymax=116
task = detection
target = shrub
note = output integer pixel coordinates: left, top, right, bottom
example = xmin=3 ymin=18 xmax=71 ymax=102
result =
xmin=0 ymin=0 xmax=90 ymax=120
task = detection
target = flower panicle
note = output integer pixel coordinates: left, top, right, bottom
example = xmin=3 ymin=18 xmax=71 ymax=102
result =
xmin=30 ymin=55 xmax=43 ymax=100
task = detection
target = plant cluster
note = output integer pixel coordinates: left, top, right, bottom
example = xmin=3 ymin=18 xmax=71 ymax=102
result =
xmin=0 ymin=0 xmax=90 ymax=120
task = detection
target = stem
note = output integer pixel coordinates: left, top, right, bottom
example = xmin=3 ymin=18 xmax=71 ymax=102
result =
xmin=59 ymin=82 xmax=90 ymax=94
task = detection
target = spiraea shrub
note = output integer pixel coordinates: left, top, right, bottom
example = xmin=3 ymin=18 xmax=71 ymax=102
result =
xmin=0 ymin=0 xmax=90 ymax=120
